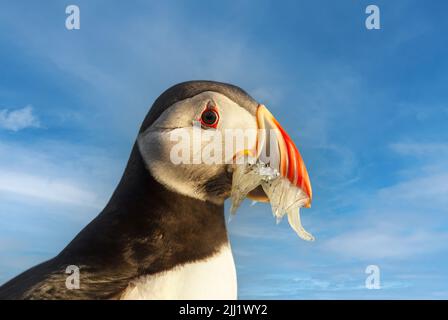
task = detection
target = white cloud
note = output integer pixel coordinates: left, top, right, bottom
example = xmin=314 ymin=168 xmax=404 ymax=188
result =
xmin=385 ymin=142 xmax=448 ymax=207
xmin=0 ymin=105 xmax=40 ymax=132
xmin=378 ymin=173 xmax=448 ymax=208
xmin=390 ymin=142 xmax=448 ymax=157
xmin=323 ymin=229 xmax=448 ymax=260
xmin=0 ymin=170 xmax=102 ymax=209
xmin=0 ymin=140 xmax=120 ymax=211
xmin=319 ymin=140 xmax=448 ymax=261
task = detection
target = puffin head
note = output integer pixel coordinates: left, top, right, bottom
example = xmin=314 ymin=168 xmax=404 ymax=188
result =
xmin=136 ymin=81 xmax=312 ymax=217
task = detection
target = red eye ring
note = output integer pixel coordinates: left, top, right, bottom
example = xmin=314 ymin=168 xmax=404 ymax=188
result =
xmin=199 ymin=107 xmax=219 ymax=128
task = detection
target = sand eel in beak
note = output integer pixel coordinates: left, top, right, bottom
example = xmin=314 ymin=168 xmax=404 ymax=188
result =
xmin=0 ymin=81 xmax=313 ymax=300
xmin=230 ymin=105 xmax=313 ymax=241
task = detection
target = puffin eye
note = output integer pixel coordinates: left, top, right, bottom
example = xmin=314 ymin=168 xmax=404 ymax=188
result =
xmin=200 ymin=109 xmax=219 ymax=128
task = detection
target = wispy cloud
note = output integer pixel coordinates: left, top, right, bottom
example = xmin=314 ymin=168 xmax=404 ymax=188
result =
xmin=0 ymin=105 xmax=40 ymax=131
xmin=323 ymin=229 xmax=448 ymax=260
xmin=0 ymin=140 xmax=120 ymax=211
xmin=319 ymin=140 xmax=448 ymax=261
xmin=390 ymin=142 xmax=448 ymax=157
xmin=238 ymin=270 xmax=412 ymax=299
xmin=0 ymin=170 xmax=102 ymax=209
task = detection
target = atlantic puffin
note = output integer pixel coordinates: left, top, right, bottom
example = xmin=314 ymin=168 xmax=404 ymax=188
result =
xmin=0 ymin=81 xmax=312 ymax=299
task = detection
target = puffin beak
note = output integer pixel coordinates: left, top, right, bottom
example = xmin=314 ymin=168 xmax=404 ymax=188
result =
xmin=247 ymin=104 xmax=312 ymax=208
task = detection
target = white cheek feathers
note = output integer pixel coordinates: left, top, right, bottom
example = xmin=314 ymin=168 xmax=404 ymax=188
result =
xmin=138 ymin=127 xmax=227 ymax=203
xmin=137 ymin=91 xmax=257 ymax=204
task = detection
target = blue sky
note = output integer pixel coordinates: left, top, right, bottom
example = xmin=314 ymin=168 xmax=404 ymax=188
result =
xmin=1 ymin=0 xmax=448 ymax=299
